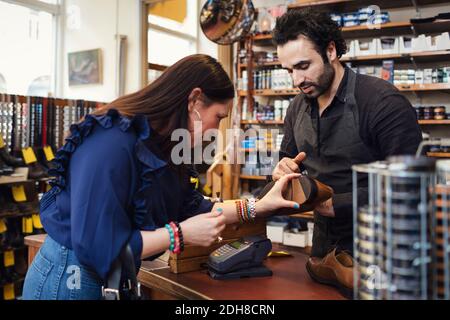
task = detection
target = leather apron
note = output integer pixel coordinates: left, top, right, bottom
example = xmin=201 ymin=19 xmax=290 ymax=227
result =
xmin=292 ymin=69 xmax=376 ymax=257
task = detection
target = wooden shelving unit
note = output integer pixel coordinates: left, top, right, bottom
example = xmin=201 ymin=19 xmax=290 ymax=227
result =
xmin=241 ymin=120 xmax=284 ymax=125
xmin=238 ymin=83 xmax=450 ymax=96
xmin=287 ymin=0 xmax=450 ymax=11
xmin=238 ymin=89 xmax=300 ymax=96
xmin=341 ymin=50 xmax=450 ymax=63
xmin=427 ymin=152 xmax=450 ymax=158
xmin=418 ymin=120 xmax=450 ymax=125
xmin=397 ymin=83 xmax=450 ymax=92
xmin=239 ymin=175 xmax=268 ymax=181
xmin=252 ymin=20 xmax=450 ymax=43
xmin=234 ymin=0 xmax=450 ymax=199
xmin=241 ymin=50 xmax=450 ymax=67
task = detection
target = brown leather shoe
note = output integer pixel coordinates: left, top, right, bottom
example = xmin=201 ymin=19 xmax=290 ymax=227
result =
xmin=306 ymin=249 xmax=355 ymax=299
xmin=258 ymin=176 xmax=334 ymax=215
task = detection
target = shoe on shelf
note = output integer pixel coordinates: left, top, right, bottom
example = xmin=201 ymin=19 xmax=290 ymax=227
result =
xmin=306 ymin=248 xmax=355 ymax=299
xmin=27 ymin=161 xmax=48 ymax=180
xmin=0 ymin=190 xmax=20 ymax=216
xmin=0 ymin=146 xmax=25 ymax=167
xmin=0 ymin=156 xmax=14 ymax=176
xmin=258 ymin=175 xmax=334 ymax=216
xmin=34 ymin=146 xmax=56 ymax=171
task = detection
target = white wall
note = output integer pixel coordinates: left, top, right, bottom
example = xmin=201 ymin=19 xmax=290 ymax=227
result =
xmin=60 ymin=0 xmax=219 ymax=102
xmin=61 ymin=0 xmax=141 ymax=102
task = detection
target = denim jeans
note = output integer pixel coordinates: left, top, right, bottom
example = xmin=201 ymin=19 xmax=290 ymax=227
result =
xmin=22 ymin=236 xmax=103 ymax=300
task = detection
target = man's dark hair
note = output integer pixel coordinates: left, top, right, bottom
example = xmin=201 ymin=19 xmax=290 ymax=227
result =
xmin=273 ymin=9 xmax=347 ymax=61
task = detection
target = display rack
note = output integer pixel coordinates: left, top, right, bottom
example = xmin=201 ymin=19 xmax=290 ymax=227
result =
xmin=234 ymin=0 xmax=450 ymax=195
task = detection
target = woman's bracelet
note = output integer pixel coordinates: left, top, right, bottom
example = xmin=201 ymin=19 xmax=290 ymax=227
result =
xmin=235 ymin=199 xmax=256 ymax=223
xmin=165 ymin=224 xmax=175 ymax=252
xmin=168 ymin=221 xmax=185 ymax=254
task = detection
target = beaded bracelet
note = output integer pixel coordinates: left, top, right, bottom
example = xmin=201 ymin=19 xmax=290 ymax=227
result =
xmin=236 ymin=200 xmax=243 ymax=223
xmin=248 ymin=198 xmax=257 ymax=220
xmin=235 ymin=199 xmax=256 ymax=223
xmin=171 ymin=222 xmax=181 ymax=254
xmin=165 ymin=224 xmax=175 ymax=251
xmin=238 ymin=200 xmax=247 ymax=222
xmin=174 ymin=221 xmax=185 ymax=252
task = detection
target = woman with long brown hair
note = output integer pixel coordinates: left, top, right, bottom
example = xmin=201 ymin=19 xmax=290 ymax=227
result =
xmin=22 ymin=54 xmax=301 ymax=300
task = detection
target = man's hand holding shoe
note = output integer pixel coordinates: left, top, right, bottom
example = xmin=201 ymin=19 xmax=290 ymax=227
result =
xmin=272 ymin=151 xmax=335 ymax=217
xmin=272 ymin=152 xmax=306 ymax=181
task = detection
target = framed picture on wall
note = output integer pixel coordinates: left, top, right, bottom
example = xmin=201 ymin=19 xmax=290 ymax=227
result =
xmin=68 ymin=48 xmax=102 ymax=86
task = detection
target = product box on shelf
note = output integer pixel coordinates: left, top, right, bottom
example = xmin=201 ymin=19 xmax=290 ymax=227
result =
xmin=436 ymin=32 xmax=450 ymax=50
xmin=381 ymin=60 xmax=394 ymax=84
xmin=355 ymin=39 xmax=378 ymax=56
xmin=342 ymin=40 xmax=355 ymax=59
xmin=424 ymin=69 xmax=433 ymax=84
xmin=412 ymin=34 xmax=429 ymax=52
xmin=399 ymin=36 xmax=413 ymax=54
xmin=267 ymin=221 xmax=288 ymax=243
xmin=377 ymin=37 xmax=399 ymax=55
xmin=283 ymin=230 xmax=308 ymax=248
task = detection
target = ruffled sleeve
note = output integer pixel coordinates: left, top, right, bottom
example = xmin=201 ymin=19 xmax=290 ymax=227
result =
xmin=69 ymin=121 xmax=143 ymax=280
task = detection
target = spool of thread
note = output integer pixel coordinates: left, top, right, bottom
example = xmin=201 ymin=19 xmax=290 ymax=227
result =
xmin=415 ymin=107 xmax=424 ymax=120
xmin=423 ymin=107 xmax=434 ymax=120
xmin=433 ymin=106 xmax=446 ymax=120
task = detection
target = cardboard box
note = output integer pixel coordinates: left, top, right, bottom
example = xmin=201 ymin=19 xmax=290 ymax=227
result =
xmin=437 ymin=32 xmax=450 ymax=50
xmin=355 ymin=39 xmax=378 ymax=56
xmin=399 ymin=36 xmax=413 ymax=53
xmin=342 ymin=40 xmax=355 ymax=58
xmin=377 ymin=37 xmax=399 ymax=55
xmin=412 ymin=34 xmax=428 ymax=52
xmin=266 ymin=221 xmax=287 ymax=243
xmin=283 ymin=230 xmax=308 ymax=248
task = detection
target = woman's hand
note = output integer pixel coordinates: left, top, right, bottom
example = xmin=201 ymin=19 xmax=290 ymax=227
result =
xmin=180 ymin=210 xmax=226 ymax=247
xmin=256 ymin=173 xmax=302 ymax=217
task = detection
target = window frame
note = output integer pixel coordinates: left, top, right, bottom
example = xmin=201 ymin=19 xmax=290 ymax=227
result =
xmin=0 ymin=0 xmax=62 ymax=96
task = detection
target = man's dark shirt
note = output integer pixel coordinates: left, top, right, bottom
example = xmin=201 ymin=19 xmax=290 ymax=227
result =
xmin=280 ymin=67 xmax=423 ymax=218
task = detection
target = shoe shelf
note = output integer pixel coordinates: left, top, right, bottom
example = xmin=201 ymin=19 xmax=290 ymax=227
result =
xmin=0 ymin=246 xmax=26 ymax=254
xmin=0 ymin=210 xmax=38 ymax=220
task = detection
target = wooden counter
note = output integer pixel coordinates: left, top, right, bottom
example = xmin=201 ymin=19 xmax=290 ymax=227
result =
xmin=24 ymin=235 xmax=346 ymax=300
xmin=138 ymin=244 xmax=346 ymax=300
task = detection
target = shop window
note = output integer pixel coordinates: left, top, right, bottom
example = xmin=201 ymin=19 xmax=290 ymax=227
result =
xmin=0 ymin=1 xmax=57 ymax=95
xmin=27 ymin=75 xmax=51 ymax=97
xmin=148 ymin=0 xmax=198 ymax=67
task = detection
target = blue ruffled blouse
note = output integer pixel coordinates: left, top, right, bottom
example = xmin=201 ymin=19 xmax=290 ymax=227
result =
xmin=40 ymin=109 xmax=213 ymax=279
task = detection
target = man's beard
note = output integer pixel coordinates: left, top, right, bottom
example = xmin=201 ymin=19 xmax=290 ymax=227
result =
xmin=298 ymin=62 xmax=335 ymax=99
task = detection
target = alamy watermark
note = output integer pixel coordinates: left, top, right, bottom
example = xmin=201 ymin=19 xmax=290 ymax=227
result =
xmin=170 ymin=120 xmax=281 ymax=166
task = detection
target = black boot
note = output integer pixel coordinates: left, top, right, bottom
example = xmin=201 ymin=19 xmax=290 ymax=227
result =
xmin=27 ymin=161 xmax=48 ymax=180
xmin=0 ymin=156 xmax=14 ymax=175
xmin=0 ymin=146 xmax=25 ymax=167
xmin=34 ymin=147 xmax=56 ymax=171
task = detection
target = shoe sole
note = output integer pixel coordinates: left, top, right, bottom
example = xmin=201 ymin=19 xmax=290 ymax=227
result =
xmin=306 ymin=261 xmax=354 ymax=300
